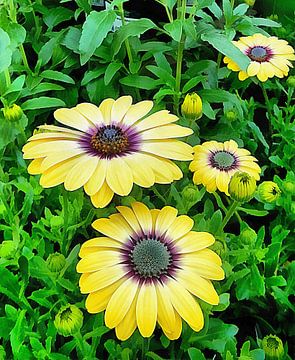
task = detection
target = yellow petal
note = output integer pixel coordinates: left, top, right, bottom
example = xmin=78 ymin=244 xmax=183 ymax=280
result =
xmin=76 ymin=250 xmax=121 ymax=273
xmin=238 ymin=70 xmax=249 ymax=81
xmin=54 ymin=108 xmax=93 ymax=131
xmin=150 ymin=209 xmax=160 ymax=232
xmin=92 ymin=218 xmax=130 ymax=242
xmin=79 ymin=237 xmax=122 ymax=257
xmin=40 ymin=149 xmax=83 ymax=172
xmin=177 ymin=269 xmax=220 ymax=305
xmin=165 ymin=215 xmax=194 ymax=241
xmin=175 ymin=232 xmax=215 ymax=252
xmin=116 ymin=206 xmax=142 ymax=234
xmin=136 ymin=110 xmax=178 ymax=132
xmin=64 ymin=155 xmax=99 ymax=191
xmin=216 ymin=171 xmax=230 ymax=194
xmin=141 ymin=124 xmax=193 ymax=140
xmin=38 ymin=124 xmax=84 ymax=136
xmin=155 ymin=206 xmax=178 ymax=235
xmin=105 ymin=278 xmax=139 ymax=328
xmin=109 ymin=213 xmax=133 ymax=233
xmin=247 ymin=61 xmax=260 ymax=76
xmin=79 ymin=264 xmax=124 ymax=293
xmin=141 ymin=140 xmax=193 ymax=161
xmin=28 ymin=158 xmax=44 ymax=175
xmin=84 ymin=159 xmax=107 ymax=196
xmin=162 ymin=310 xmax=182 ymax=340
xmin=85 ymin=278 xmax=125 ymax=313
xmin=99 ymin=98 xmax=115 ymax=125
xmin=131 ymin=202 xmax=152 ymax=234
xmin=106 ymin=157 xmax=133 ymax=196
xmin=156 ymin=283 xmax=175 ymax=332
xmin=75 ymin=103 xmax=104 ymax=126
xmin=136 ymin=282 xmax=157 ymax=337
xmin=111 ymin=96 xmax=133 ymax=123
xmin=90 ymin=182 xmax=114 ymax=208
xmin=122 ymin=100 xmax=153 ymax=126
xmin=167 ymin=278 xmax=204 ymax=332
xmin=123 ymin=154 xmax=155 ymax=188
xmin=115 ymin=292 xmax=138 ymax=341
xmin=28 ymin=132 xmax=80 ymax=141
xmin=23 ymin=140 xmax=81 ymax=159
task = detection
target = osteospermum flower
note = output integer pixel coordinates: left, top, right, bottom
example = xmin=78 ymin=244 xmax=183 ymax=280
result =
xmin=77 ymin=202 xmax=224 ymax=340
xmin=22 ymin=96 xmax=193 ymax=208
xmin=224 ymin=33 xmax=295 ymax=82
xmin=190 ymin=140 xmax=261 ymax=195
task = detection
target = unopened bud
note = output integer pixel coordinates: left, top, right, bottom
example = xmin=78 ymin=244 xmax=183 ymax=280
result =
xmin=46 ymin=252 xmax=66 ymax=273
xmin=54 ymin=304 xmax=83 ymax=337
xmin=228 ymin=172 xmax=257 ymax=203
xmin=2 ymin=104 xmax=23 ymax=122
xmin=286 ymin=75 xmax=295 ymax=88
xmin=240 ymin=228 xmax=257 ymax=245
xmin=244 ymin=0 xmax=255 ymax=6
xmin=262 ymin=334 xmax=284 ymax=360
xmin=225 ymin=109 xmax=237 ymax=122
xmin=182 ymin=185 xmax=199 ymax=202
xmin=181 ymin=93 xmax=202 ymax=121
xmin=282 ymin=180 xmax=295 ymax=194
xmin=258 ymin=181 xmax=281 ymax=203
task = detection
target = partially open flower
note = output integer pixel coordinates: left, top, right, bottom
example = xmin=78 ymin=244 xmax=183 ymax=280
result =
xmin=262 ymin=334 xmax=284 ymax=360
xmin=228 ymin=172 xmax=257 ymax=203
xmin=181 ymin=93 xmax=202 ymax=121
xmin=2 ymin=104 xmax=23 ymax=122
xmin=54 ymin=304 xmax=83 ymax=337
xmin=224 ymin=34 xmax=295 ymax=82
xmin=258 ymin=181 xmax=281 ymax=203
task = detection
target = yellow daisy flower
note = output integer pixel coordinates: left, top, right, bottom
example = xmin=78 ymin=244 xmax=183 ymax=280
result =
xmin=22 ymin=96 xmax=193 ymax=208
xmin=77 ymin=202 xmax=224 ymax=340
xmin=189 ymin=140 xmax=261 ymax=195
xmin=224 ymin=33 xmax=295 ymax=82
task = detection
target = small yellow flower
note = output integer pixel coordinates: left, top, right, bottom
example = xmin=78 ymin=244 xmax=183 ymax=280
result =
xmin=2 ymin=104 xmax=23 ymax=122
xmin=224 ymin=34 xmax=295 ymax=82
xmin=181 ymin=93 xmax=202 ymax=121
xmin=77 ymin=202 xmax=224 ymax=340
xmin=258 ymin=181 xmax=281 ymax=203
xmin=54 ymin=304 xmax=83 ymax=337
xmin=46 ymin=252 xmax=66 ymax=273
xmin=190 ymin=140 xmax=261 ymax=195
xmin=228 ymin=172 xmax=257 ymax=202
xmin=262 ymin=334 xmax=284 ymax=360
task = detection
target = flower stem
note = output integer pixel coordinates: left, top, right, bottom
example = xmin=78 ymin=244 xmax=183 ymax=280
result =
xmin=4 ymin=68 xmax=11 ymax=88
xmin=141 ymin=337 xmax=150 ymax=360
xmin=118 ymin=3 xmax=133 ymax=65
xmin=220 ymin=200 xmax=240 ymax=232
xmin=61 ymin=188 xmax=69 ymax=255
xmin=261 ymin=83 xmax=273 ymax=137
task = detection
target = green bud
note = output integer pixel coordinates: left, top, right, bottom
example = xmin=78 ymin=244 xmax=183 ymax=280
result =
xmin=210 ymin=241 xmax=225 ymax=257
xmin=268 ymin=14 xmax=279 ymax=21
xmin=54 ymin=304 xmax=83 ymax=337
xmin=262 ymin=335 xmax=284 ymax=360
xmin=181 ymin=185 xmax=199 ymax=202
xmin=225 ymin=110 xmax=237 ymax=122
xmin=181 ymin=93 xmax=202 ymax=121
xmin=258 ymin=181 xmax=281 ymax=203
xmin=282 ymin=180 xmax=295 ymax=194
xmin=244 ymin=0 xmax=255 ymax=6
xmin=0 ymin=241 xmax=17 ymax=259
xmin=2 ymin=104 xmax=23 ymax=122
xmin=240 ymin=228 xmax=257 ymax=245
xmin=286 ymin=76 xmax=295 ymax=88
xmin=46 ymin=252 xmax=66 ymax=273
xmin=229 ymin=172 xmax=257 ymax=203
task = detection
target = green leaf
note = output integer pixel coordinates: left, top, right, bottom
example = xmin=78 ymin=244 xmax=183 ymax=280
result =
xmin=104 ymin=62 xmax=123 ymax=85
xmin=146 ymin=352 xmax=165 ymax=360
xmin=81 ymin=68 xmax=106 ymax=85
xmin=79 ymin=10 xmax=116 ymax=64
xmin=164 ymin=19 xmax=182 ymax=42
xmin=201 ymin=31 xmax=250 ymax=71
xmin=182 ymin=76 xmax=204 ymax=93
xmin=146 ymin=65 xmax=175 ymax=87
xmin=251 ymin=18 xmax=281 ymax=28
xmin=112 ymin=18 xmax=156 ymax=56
xmin=199 ymin=89 xmax=243 ymax=116
xmin=6 ymin=23 xmax=26 ymax=49
xmin=22 ymin=97 xmax=65 ymax=110
xmin=30 ymin=82 xmax=65 ymax=95
xmin=0 ymin=28 xmax=12 ymax=72
xmin=0 ymin=113 xmax=28 ymax=150
xmin=236 ymin=264 xmax=265 ymax=300
xmin=213 ymin=293 xmax=230 ymax=311
xmin=40 ymin=70 xmax=75 ymax=84
xmin=3 ymin=75 xmax=26 ymax=95
xmin=120 ymin=75 xmax=160 ymax=90
xmin=62 ymin=27 xmax=81 ymax=52
xmin=248 ymin=121 xmax=269 ymax=153
xmin=188 ymin=348 xmax=206 ymax=360
xmin=266 ymin=276 xmax=287 ymax=287
xmin=10 ymin=310 xmax=27 ymax=357
xmin=238 ymin=207 xmax=268 ymax=217
xmin=269 ymin=155 xmax=284 ymax=167
xmin=233 ymin=4 xmax=249 ymax=16
xmin=43 ymin=7 xmax=74 ymax=29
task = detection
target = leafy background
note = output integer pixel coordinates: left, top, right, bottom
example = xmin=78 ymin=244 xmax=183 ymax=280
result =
xmin=0 ymin=0 xmax=294 ymax=359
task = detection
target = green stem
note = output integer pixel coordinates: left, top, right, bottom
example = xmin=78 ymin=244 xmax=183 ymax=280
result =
xmin=141 ymin=337 xmax=150 ymax=360
xmin=61 ymin=188 xmax=69 ymax=255
xmin=219 ymin=200 xmax=240 ymax=232
xmin=152 ymin=186 xmax=167 ymax=205
xmin=261 ymin=83 xmax=273 ymax=138
xmin=224 ymin=196 xmax=242 ymax=224
xmin=19 ymin=44 xmax=32 ymax=74
xmin=118 ymin=3 xmax=133 ymax=65
xmin=4 ymin=68 xmax=11 ymax=88
xmin=74 ymin=332 xmax=86 ymax=355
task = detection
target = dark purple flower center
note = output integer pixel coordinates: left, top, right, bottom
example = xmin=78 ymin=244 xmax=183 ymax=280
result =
xmin=210 ymin=151 xmax=238 ymax=171
xmin=248 ymin=46 xmax=270 ymax=62
xmin=90 ymin=125 xmax=129 ymax=156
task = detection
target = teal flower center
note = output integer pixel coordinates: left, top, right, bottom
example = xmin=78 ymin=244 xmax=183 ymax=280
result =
xmin=212 ymin=151 xmax=236 ymax=170
xmin=131 ymin=239 xmax=171 ymax=278
xmin=249 ymin=46 xmax=269 ymax=62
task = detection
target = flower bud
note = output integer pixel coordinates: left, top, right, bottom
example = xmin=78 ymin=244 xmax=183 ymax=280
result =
xmin=244 ymin=0 xmax=255 ymax=6
xmin=46 ymin=252 xmax=66 ymax=273
xmin=282 ymin=180 xmax=295 ymax=194
xmin=286 ymin=75 xmax=295 ymax=88
xmin=268 ymin=14 xmax=279 ymax=22
xmin=228 ymin=172 xmax=257 ymax=203
xmin=181 ymin=93 xmax=202 ymax=121
xmin=182 ymin=185 xmax=200 ymax=202
xmin=240 ymin=228 xmax=257 ymax=245
xmin=258 ymin=181 xmax=281 ymax=203
xmin=225 ymin=109 xmax=237 ymax=122
xmin=2 ymin=104 xmax=23 ymax=122
xmin=262 ymin=335 xmax=284 ymax=360
xmin=54 ymin=304 xmax=83 ymax=337
xmin=0 ymin=241 xmax=17 ymax=259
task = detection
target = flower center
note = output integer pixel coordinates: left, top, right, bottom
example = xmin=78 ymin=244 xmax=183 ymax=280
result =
xmin=90 ymin=125 xmax=129 ymax=156
xmin=211 ymin=151 xmax=236 ymax=170
xmin=248 ymin=46 xmax=268 ymax=62
xmin=131 ymin=239 xmax=171 ymax=278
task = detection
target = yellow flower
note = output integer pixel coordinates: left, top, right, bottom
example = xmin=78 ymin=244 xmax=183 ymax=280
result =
xmin=262 ymin=334 xmax=284 ymax=360
xmin=190 ymin=140 xmax=261 ymax=195
xmin=181 ymin=93 xmax=202 ymax=121
xmin=54 ymin=304 xmax=83 ymax=337
xmin=2 ymin=103 xmax=23 ymax=122
xmin=228 ymin=172 xmax=257 ymax=202
xmin=77 ymin=202 xmax=224 ymax=340
xmin=258 ymin=181 xmax=281 ymax=203
xmin=22 ymin=96 xmax=193 ymax=208
xmin=224 ymin=34 xmax=295 ymax=82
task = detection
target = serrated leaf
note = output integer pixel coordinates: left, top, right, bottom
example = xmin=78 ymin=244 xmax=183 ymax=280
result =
xmin=236 ymin=264 xmax=265 ymax=300
xmin=79 ymin=10 xmax=116 ymax=64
